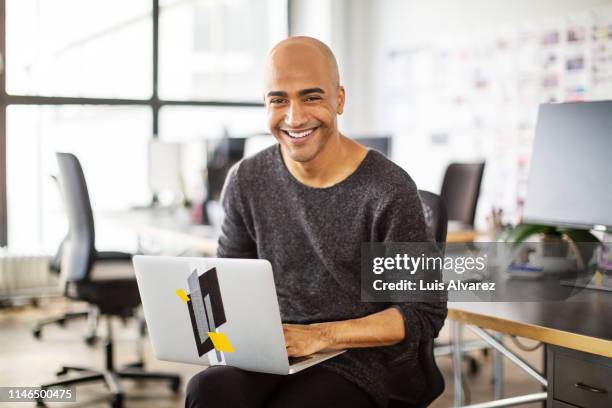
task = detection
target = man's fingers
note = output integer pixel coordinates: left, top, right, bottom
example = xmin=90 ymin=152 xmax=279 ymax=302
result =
xmin=286 ymin=347 xmax=302 ymax=357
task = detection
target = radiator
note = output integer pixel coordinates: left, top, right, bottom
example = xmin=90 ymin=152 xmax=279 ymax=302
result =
xmin=0 ymin=249 xmax=59 ymax=299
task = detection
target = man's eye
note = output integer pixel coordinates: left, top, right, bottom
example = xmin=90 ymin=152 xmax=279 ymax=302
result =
xmin=270 ymin=98 xmax=287 ymax=104
xmin=305 ymin=96 xmax=321 ymax=102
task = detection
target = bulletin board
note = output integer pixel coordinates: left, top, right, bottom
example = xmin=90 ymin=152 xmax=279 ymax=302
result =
xmin=384 ymin=6 xmax=612 ymax=227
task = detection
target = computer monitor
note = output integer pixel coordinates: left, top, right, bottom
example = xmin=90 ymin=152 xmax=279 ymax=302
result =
xmin=354 ymin=135 xmax=392 ymax=157
xmin=523 ymin=101 xmax=612 ymax=231
xmin=148 ymin=140 xmax=182 ymax=204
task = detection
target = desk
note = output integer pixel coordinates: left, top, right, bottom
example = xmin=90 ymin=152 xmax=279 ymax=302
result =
xmin=447 ymin=230 xmax=480 ymax=244
xmin=107 ymin=209 xmax=481 ymax=251
xmin=446 ymin=220 xmax=483 ymax=244
xmin=448 ymin=289 xmax=612 ymax=407
xmin=101 ymin=208 xmax=219 ymax=256
xmin=108 ymin=211 xmax=481 ymax=253
xmin=104 ymin=209 xmax=612 ymax=406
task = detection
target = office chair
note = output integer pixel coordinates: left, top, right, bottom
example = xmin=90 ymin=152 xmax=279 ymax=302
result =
xmin=32 ymin=177 xmax=99 ymax=345
xmin=37 ymin=153 xmax=180 ymax=408
xmin=439 ymin=163 xmax=487 ymax=374
xmin=206 ymin=136 xmax=245 ymax=201
xmin=387 ymin=190 xmax=447 ymax=408
xmin=201 ymin=137 xmax=246 ymax=224
xmin=440 ymin=162 xmax=485 ymax=227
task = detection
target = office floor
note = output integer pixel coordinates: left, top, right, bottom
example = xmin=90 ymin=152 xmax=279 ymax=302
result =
xmin=0 ymin=299 xmax=544 ymax=408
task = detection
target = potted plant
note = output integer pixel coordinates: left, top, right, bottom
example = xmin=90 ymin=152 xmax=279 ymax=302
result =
xmin=503 ymin=224 xmax=600 ymax=271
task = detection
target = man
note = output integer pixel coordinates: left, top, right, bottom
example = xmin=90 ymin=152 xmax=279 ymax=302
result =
xmin=185 ymin=36 xmax=447 ymax=408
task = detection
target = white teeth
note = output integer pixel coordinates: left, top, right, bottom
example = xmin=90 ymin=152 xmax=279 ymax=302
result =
xmin=286 ymin=128 xmax=315 ymax=139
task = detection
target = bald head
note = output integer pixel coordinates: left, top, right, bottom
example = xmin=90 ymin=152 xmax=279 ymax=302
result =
xmin=263 ymin=36 xmax=346 ymax=165
xmin=265 ymin=36 xmax=340 ymax=88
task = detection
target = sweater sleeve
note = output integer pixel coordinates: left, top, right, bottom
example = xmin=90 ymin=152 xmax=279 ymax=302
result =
xmin=375 ymin=179 xmax=448 ymax=348
xmin=217 ymin=163 xmax=258 ymax=259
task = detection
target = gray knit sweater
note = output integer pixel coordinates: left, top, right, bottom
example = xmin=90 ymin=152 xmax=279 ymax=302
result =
xmin=217 ymin=145 xmax=448 ymax=407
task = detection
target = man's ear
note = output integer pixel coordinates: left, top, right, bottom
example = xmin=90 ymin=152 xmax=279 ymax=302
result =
xmin=336 ymin=86 xmax=345 ymax=115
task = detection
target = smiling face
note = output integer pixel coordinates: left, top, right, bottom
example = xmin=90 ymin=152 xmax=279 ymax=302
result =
xmin=264 ymin=38 xmax=345 ymax=164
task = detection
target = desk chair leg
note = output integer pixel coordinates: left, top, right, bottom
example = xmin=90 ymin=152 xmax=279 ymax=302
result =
xmin=85 ymin=305 xmax=100 ymax=346
xmin=32 ymin=305 xmax=99 ymax=346
xmin=36 ymin=372 xmax=106 ymax=407
xmin=104 ymin=316 xmax=118 ymax=371
xmin=41 ymin=372 xmax=104 ymax=387
xmin=57 ymin=365 xmax=96 ymax=376
xmin=103 ymin=371 xmax=123 ymax=408
xmin=32 ymin=311 xmax=89 ymax=339
xmin=123 ymin=361 xmax=144 ymax=369
xmin=39 ymin=315 xmax=180 ymax=408
xmin=452 ymin=321 xmax=465 ymax=406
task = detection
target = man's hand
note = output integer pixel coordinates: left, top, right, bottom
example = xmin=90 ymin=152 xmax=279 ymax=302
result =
xmin=283 ymin=308 xmax=406 ymax=356
xmin=282 ymin=323 xmax=330 ymax=357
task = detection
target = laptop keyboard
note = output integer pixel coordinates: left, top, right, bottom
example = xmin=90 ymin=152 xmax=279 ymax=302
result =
xmin=288 ymin=356 xmax=313 ymax=365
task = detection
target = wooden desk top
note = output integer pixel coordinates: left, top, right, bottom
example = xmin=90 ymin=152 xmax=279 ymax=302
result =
xmin=449 ymin=291 xmax=612 ymax=358
xmin=447 ymin=230 xmax=480 ymax=243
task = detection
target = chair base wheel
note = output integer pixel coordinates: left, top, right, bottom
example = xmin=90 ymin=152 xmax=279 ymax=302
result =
xmin=84 ymin=334 xmax=98 ymax=346
xmin=111 ymin=394 xmax=123 ymax=408
xmin=468 ymin=356 xmax=480 ymax=376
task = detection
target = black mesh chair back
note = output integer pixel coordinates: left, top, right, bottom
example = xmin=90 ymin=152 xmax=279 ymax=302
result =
xmin=418 ymin=190 xmax=448 ymax=245
xmin=56 ymin=152 xmax=96 ymax=283
xmin=388 ymin=190 xmax=447 ymax=408
xmin=440 ymin=162 xmax=485 ymax=227
xmin=206 ymin=137 xmax=245 ymax=202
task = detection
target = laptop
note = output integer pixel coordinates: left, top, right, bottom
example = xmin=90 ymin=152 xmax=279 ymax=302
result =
xmin=132 ymin=255 xmax=345 ymax=375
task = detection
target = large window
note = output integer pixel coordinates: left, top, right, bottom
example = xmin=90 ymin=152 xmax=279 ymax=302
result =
xmin=6 ymin=0 xmax=152 ymax=98
xmin=1 ymin=0 xmax=288 ymax=251
xmin=7 ymin=106 xmax=151 ymax=252
xmin=159 ymin=0 xmax=287 ymax=101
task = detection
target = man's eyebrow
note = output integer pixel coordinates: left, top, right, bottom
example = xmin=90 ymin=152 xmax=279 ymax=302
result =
xmin=266 ymin=91 xmax=288 ymax=98
xmin=266 ymin=88 xmax=325 ymax=98
xmin=298 ymin=87 xmax=325 ymax=97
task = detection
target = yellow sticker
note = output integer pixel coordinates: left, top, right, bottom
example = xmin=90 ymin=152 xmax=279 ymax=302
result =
xmin=175 ymin=289 xmax=190 ymax=302
xmin=208 ymin=332 xmax=235 ymax=352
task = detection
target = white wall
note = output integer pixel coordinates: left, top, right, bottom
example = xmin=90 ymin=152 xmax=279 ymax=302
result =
xmin=290 ymin=0 xmax=612 ymax=225
xmin=369 ymin=0 xmax=612 ymax=226
xmin=291 ymin=0 xmax=612 ymax=137
xmin=289 ymin=0 xmax=378 ymax=135
xmin=375 ymin=0 xmax=612 ymax=45
xmin=371 ymin=0 xmax=612 ymax=136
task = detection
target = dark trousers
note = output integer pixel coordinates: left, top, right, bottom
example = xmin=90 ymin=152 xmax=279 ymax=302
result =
xmin=185 ymin=365 xmax=376 ymax=408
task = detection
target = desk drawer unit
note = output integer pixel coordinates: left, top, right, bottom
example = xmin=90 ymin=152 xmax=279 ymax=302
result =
xmin=548 ymin=346 xmax=612 ymax=408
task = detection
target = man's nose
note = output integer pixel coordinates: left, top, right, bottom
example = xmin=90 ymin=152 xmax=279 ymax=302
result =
xmin=285 ymin=102 xmax=307 ymax=128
